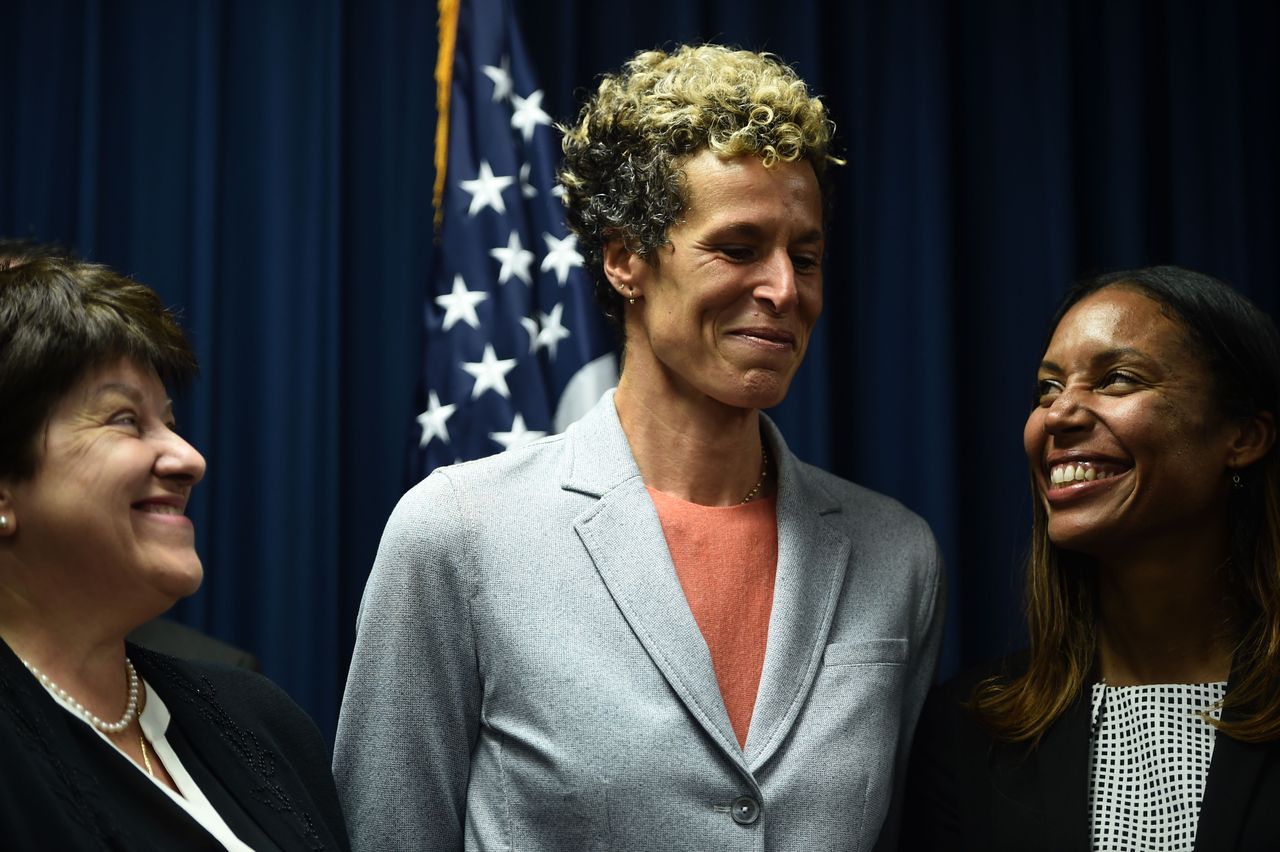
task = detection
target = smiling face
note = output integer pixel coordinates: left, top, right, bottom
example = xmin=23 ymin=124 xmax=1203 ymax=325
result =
xmin=611 ymin=149 xmax=825 ymax=411
xmin=1023 ymin=286 xmax=1246 ymax=562
xmin=4 ymin=357 xmax=207 ymax=611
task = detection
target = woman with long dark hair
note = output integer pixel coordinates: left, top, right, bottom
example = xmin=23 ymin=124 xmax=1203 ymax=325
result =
xmin=904 ymin=266 xmax=1280 ymax=851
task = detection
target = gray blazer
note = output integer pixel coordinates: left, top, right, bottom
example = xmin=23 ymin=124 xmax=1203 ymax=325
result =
xmin=334 ymin=392 xmax=943 ymax=851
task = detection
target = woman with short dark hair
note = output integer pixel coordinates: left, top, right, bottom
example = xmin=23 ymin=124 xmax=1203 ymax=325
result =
xmin=0 ymin=257 xmax=350 ymax=850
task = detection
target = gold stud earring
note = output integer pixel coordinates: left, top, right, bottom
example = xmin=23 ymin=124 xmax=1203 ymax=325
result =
xmin=0 ymin=514 xmax=9 ymax=531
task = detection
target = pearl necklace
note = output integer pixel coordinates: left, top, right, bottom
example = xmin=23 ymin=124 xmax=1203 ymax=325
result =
xmin=21 ymin=656 xmax=140 ymax=734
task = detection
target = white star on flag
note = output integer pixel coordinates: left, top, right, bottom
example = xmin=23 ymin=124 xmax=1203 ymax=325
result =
xmin=482 ymin=57 xmax=512 ymax=102
xmin=416 ymin=391 xmax=457 ymax=447
xmin=490 ymin=230 xmax=535 ymax=285
xmin=518 ymin=316 xmax=540 ymax=353
xmin=489 ymin=412 xmax=547 ymax=452
xmin=535 ymin=303 xmax=571 ymax=359
xmin=461 ymin=344 xmax=518 ymax=399
xmin=459 ymin=160 xmax=514 ymax=216
xmin=510 ymin=90 xmax=552 ymax=142
xmin=518 ymin=163 xmax=537 ymax=199
xmin=517 ymin=303 xmax=570 ymax=357
xmin=540 ymin=233 xmax=585 ymax=284
xmin=415 ymin=0 xmax=620 ymax=480
xmin=434 ymin=275 xmax=488 ymax=331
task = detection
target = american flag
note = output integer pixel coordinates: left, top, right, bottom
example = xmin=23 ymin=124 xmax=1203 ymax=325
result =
xmin=412 ymin=0 xmax=617 ymax=478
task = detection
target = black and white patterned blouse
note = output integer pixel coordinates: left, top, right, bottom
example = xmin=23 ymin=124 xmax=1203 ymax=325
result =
xmin=1088 ymin=681 xmax=1227 ymax=851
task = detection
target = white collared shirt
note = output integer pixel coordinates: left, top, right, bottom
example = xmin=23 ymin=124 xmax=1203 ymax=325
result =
xmin=40 ymin=672 xmax=255 ymax=852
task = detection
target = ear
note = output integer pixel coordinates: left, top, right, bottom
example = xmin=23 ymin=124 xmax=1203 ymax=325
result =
xmin=1227 ymin=410 xmax=1276 ymax=471
xmin=602 ymin=236 xmax=648 ymax=301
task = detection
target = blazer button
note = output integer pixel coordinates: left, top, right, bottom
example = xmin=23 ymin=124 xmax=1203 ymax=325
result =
xmin=731 ymin=795 xmax=760 ymax=825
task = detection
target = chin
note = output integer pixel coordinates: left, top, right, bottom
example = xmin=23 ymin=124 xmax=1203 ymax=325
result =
xmin=154 ymin=560 xmax=205 ymax=600
xmin=724 ymin=370 xmax=794 ymax=410
xmin=715 ymin=389 xmax=788 ymax=412
xmin=1046 ymin=524 xmax=1112 ymax=560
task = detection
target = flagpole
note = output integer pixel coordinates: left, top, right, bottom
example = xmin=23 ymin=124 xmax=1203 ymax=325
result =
xmin=433 ymin=0 xmax=460 ymax=232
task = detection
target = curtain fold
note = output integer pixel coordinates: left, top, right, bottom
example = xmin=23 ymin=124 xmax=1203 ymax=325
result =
xmin=3 ymin=0 xmax=1276 ymax=742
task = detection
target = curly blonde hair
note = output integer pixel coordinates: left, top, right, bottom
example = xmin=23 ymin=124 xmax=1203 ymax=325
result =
xmin=559 ymin=44 xmax=842 ymax=333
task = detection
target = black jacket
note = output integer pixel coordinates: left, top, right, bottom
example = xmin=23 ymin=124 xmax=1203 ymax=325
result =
xmin=0 ymin=639 xmax=350 ymax=851
xmin=901 ymin=655 xmax=1280 ymax=851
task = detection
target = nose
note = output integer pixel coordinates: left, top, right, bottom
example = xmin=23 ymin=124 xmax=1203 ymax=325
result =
xmin=154 ymin=428 xmax=207 ymax=486
xmin=1042 ymin=387 xmax=1092 ymax=435
xmin=753 ymin=248 xmax=799 ymax=315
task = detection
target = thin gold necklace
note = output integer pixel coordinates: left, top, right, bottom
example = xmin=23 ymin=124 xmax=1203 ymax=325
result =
xmin=740 ymin=446 xmax=769 ymax=504
xmin=139 ymin=731 xmax=154 ymax=776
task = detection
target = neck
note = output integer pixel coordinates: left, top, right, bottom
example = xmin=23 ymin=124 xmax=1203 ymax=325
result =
xmin=0 ymin=574 xmax=136 ymax=721
xmin=1095 ymin=545 xmax=1235 ymax=686
xmin=614 ymin=373 xmax=768 ymax=506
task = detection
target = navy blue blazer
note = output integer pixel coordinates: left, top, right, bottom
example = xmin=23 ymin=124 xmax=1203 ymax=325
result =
xmin=901 ymin=656 xmax=1280 ymax=851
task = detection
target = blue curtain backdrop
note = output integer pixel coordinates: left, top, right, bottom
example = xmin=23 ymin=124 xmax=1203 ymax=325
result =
xmin=3 ymin=0 xmax=1277 ymax=744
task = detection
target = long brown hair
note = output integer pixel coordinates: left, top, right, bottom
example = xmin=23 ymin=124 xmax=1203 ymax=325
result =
xmin=974 ymin=266 xmax=1280 ymax=744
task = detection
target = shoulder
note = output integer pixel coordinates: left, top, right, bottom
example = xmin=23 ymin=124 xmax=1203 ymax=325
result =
xmin=132 ymin=647 xmax=321 ymax=744
xmin=428 ymin=430 xmax=569 ymax=488
xmin=790 ymin=461 xmax=941 ymax=591
xmin=377 ymin=435 xmax=575 ymax=579
xmin=128 ymin=618 xmax=260 ymax=670
xmin=932 ymin=652 xmax=1029 ymax=703
xmin=916 ymin=652 xmax=1030 ymax=745
xmin=901 ymin=653 xmax=1033 ymax=850
xmin=797 ymin=460 xmax=935 ymax=539
xmin=393 ymin=434 xmax=569 ymax=524
xmin=133 ymin=648 xmax=350 ymax=847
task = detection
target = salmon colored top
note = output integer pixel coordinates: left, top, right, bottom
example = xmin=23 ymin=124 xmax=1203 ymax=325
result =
xmin=646 ymin=487 xmax=779 ymax=749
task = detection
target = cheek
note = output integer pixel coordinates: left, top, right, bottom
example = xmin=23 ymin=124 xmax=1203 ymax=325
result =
xmin=1114 ymin=399 xmax=1198 ymax=454
xmin=1023 ymin=410 xmax=1045 ymax=460
xmin=1150 ymin=417 xmax=1213 ymax=466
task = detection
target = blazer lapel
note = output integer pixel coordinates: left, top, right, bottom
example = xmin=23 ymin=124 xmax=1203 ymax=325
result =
xmin=133 ymin=651 xmax=327 ymax=850
xmin=1194 ymin=671 xmax=1269 ymax=852
xmin=1194 ymin=733 xmax=1266 ymax=851
xmin=566 ymin=393 xmax=744 ymax=767
xmin=742 ymin=423 xmax=851 ymax=771
xmin=1023 ymin=687 xmax=1092 ymax=852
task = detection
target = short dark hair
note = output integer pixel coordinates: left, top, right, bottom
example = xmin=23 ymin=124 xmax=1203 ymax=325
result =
xmin=0 ymin=237 xmax=75 ymax=271
xmin=0 ymin=257 xmax=199 ymax=481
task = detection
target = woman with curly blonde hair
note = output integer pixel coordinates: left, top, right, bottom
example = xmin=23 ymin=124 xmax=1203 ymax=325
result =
xmin=337 ymin=44 xmax=943 ymax=852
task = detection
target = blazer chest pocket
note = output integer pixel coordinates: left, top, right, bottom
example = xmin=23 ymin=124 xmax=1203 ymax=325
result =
xmin=822 ymin=638 xmax=907 ymax=667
